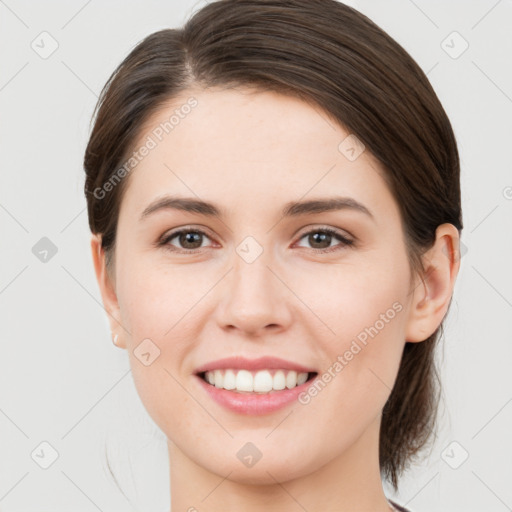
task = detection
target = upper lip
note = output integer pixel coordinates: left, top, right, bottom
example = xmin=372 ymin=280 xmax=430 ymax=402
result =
xmin=194 ymin=356 xmax=317 ymax=374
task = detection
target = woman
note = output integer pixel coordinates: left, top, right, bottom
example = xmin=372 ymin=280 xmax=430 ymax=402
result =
xmin=84 ymin=1 xmax=463 ymax=510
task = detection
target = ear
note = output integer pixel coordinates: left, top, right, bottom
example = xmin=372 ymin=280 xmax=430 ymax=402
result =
xmin=90 ymin=234 xmax=127 ymax=348
xmin=405 ymin=223 xmax=461 ymax=343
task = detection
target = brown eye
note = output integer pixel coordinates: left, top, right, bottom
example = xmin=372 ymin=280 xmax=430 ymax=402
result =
xmin=159 ymin=226 xmax=353 ymax=255
xmin=295 ymin=227 xmax=354 ymax=253
xmin=161 ymin=228 xmax=212 ymax=253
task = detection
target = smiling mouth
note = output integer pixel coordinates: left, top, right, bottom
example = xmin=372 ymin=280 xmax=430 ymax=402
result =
xmin=197 ymin=369 xmax=318 ymax=394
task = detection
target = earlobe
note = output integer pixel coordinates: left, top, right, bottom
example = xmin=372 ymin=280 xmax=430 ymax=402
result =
xmin=90 ymin=234 xmax=126 ymax=347
xmin=405 ymin=223 xmax=461 ymax=343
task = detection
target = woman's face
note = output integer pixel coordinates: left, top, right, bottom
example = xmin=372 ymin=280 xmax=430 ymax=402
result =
xmin=102 ymin=87 xmax=422 ymax=483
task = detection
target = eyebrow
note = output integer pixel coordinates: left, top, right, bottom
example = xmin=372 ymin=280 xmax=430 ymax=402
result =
xmin=140 ymin=195 xmax=374 ymax=221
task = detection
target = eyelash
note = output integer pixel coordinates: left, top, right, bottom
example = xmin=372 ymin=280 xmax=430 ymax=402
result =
xmin=158 ymin=226 xmax=354 ymax=254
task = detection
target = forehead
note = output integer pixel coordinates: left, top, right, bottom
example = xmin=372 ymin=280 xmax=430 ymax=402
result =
xmin=137 ymin=86 xmax=345 ymax=160
xmin=120 ymin=87 xmax=393 ymax=220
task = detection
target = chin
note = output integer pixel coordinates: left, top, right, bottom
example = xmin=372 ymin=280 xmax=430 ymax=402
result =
xmin=196 ymin=446 xmax=318 ymax=485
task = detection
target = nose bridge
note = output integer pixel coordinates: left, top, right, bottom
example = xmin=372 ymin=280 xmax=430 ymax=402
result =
xmin=231 ymin=237 xmax=277 ymax=304
xmin=217 ymin=235 xmax=291 ymax=333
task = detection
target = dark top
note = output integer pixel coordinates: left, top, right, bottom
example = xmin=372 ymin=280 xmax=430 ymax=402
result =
xmin=389 ymin=499 xmax=412 ymax=512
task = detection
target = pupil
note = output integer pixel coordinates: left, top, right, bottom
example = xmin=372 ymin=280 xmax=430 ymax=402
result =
xmin=181 ymin=232 xmax=201 ymax=248
xmin=311 ymin=232 xmax=330 ymax=248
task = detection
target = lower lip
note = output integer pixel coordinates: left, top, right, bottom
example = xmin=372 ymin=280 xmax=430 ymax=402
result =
xmin=194 ymin=374 xmax=316 ymax=415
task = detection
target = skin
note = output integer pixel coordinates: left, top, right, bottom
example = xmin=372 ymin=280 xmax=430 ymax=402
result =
xmin=91 ymin=87 xmax=460 ymax=512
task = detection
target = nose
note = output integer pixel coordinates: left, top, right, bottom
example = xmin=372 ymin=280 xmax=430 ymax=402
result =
xmin=215 ymin=247 xmax=293 ymax=337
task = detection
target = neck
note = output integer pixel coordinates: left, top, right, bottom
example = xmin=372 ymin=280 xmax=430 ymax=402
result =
xmin=167 ymin=413 xmax=392 ymax=512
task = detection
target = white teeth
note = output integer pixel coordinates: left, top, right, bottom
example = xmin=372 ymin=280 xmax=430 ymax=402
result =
xmin=286 ymin=370 xmax=297 ymax=389
xmin=236 ymin=369 xmax=253 ymax=391
xmin=223 ymin=369 xmax=236 ymax=390
xmin=273 ymin=370 xmax=286 ymax=390
xmin=214 ymin=369 xmax=223 ymax=388
xmin=202 ymin=369 xmax=311 ymax=393
xmin=297 ymin=372 xmax=308 ymax=385
xmin=253 ymin=370 xmax=273 ymax=392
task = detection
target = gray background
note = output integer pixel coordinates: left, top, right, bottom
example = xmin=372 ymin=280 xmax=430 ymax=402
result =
xmin=1 ymin=0 xmax=511 ymax=511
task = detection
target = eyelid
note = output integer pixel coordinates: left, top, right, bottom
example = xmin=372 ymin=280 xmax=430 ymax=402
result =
xmin=294 ymin=224 xmax=353 ymax=240
xmin=159 ymin=225 xmax=217 ymax=244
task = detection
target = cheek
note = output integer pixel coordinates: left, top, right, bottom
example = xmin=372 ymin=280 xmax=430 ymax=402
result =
xmin=116 ymin=252 xmax=196 ymax=338
xmin=115 ymin=255 xmax=208 ymax=423
xmin=288 ymin=248 xmax=409 ymax=342
xmin=296 ymin=248 xmax=409 ymax=400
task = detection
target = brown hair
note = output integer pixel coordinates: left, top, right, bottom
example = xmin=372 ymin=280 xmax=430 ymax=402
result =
xmin=84 ymin=0 xmax=463 ymax=490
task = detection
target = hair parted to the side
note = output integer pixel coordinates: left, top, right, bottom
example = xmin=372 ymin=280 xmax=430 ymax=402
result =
xmin=84 ymin=0 xmax=462 ymax=491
